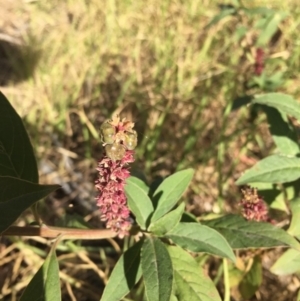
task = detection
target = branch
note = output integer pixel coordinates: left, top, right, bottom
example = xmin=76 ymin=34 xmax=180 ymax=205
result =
xmin=2 ymin=225 xmax=117 ymax=240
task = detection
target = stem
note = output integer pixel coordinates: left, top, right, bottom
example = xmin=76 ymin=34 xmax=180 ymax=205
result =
xmin=223 ymin=258 xmax=230 ymax=301
xmin=2 ymin=225 xmax=117 ymax=240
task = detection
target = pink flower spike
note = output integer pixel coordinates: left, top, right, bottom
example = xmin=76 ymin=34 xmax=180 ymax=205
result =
xmin=254 ymin=47 xmax=264 ymax=76
xmin=239 ymin=186 xmax=269 ymax=222
xmin=95 ymin=117 xmax=138 ymax=237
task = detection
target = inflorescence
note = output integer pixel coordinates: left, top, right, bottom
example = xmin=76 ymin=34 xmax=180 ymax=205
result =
xmin=95 ymin=116 xmax=137 ymax=237
xmin=239 ymin=186 xmax=269 ymax=222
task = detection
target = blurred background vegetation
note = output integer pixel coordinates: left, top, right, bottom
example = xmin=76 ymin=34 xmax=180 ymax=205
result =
xmin=1 ymin=0 xmax=300 ymax=300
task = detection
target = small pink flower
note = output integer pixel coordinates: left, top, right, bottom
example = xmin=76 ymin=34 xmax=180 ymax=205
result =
xmin=239 ymin=186 xmax=269 ymax=222
xmin=95 ymin=116 xmax=137 ymax=237
xmin=254 ymin=48 xmax=264 ymax=76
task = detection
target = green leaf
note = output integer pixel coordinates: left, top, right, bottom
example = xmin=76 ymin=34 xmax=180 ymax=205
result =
xmin=205 ymin=8 xmax=236 ymax=29
xmin=165 ymin=223 xmax=235 ymax=262
xmin=288 ymin=197 xmax=300 ymax=238
xmin=252 ymin=93 xmax=300 ymax=122
xmin=203 ymin=214 xmax=300 ymax=250
xmin=148 ymin=203 xmax=185 ymax=235
xmin=141 ymin=236 xmax=173 ymax=301
xmin=239 ymin=256 xmax=262 ymax=299
xmin=151 ymin=169 xmax=194 ymax=223
xmin=268 ymin=185 xmax=289 ymax=213
xmin=127 ymin=176 xmax=149 ymax=194
xmin=245 ymin=7 xmax=275 ymax=16
xmin=167 ymin=245 xmax=221 ymax=301
xmin=125 ymin=177 xmax=153 ymax=229
xmin=262 ymin=106 xmax=299 ymax=156
xmin=19 ymin=244 xmax=61 ymax=301
xmin=256 ymin=12 xmax=288 ymax=46
xmin=100 ymin=240 xmax=143 ymax=301
xmin=236 ymin=154 xmax=300 ymax=185
xmin=271 ymin=248 xmax=300 ymax=276
xmin=0 ymin=176 xmax=59 ymax=234
xmin=0 ymin=91 xmax=38 ymax=183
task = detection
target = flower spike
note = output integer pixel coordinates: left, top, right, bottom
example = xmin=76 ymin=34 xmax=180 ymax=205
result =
xmin=95 ymin=115 xmax=137 ymax=237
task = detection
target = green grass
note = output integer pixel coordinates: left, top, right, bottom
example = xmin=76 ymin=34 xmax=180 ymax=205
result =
xmin=2 ymin=0 xmax=300 ymax=208
xmin=2 ymin=0 xmax=300 ymax=299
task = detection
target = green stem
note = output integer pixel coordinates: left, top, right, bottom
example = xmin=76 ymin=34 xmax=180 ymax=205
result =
xmin=223 ymin=258 xmax=230 ymax=301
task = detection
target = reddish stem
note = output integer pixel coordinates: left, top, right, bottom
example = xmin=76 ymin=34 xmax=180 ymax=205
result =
xmin=2 ymin=225 xmax=117 ymax=240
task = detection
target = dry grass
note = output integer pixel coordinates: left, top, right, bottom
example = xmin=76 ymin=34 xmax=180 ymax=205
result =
xmin=1 ymin=0 xmax=300 ymax=300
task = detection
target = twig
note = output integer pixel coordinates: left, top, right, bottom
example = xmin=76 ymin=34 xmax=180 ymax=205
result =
xmin=2 ymin=225 xmax=117 ymax=240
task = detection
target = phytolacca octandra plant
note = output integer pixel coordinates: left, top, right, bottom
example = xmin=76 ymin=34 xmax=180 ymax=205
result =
xmin=95 ymin=116 xmax=138 ymax=237
xmin=254 ymin=47 xmax=264 ymax=76
xmin=239 ymin=186 xmax=269 ymax=222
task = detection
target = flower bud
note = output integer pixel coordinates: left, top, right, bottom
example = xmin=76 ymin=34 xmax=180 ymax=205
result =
xmin=100 ymin=122 xmax=115 ymax=144
xmin=105 ymin=143 xmax=126 ymax=161
xmin=124 ymin=130 xmax=138 ymax=150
